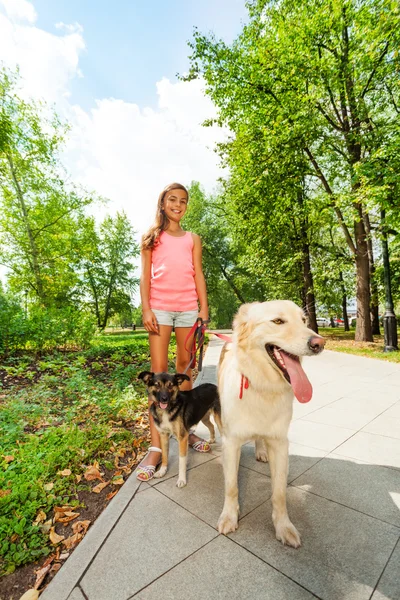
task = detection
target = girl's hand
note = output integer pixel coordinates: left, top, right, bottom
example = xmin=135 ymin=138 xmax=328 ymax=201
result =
xmin=143 ymin=309 xmax=159 ymax=334
xmin=198 ymin=308 xmax=209 ymax=323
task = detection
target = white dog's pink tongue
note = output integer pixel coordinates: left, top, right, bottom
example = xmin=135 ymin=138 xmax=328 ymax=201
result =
xmin=280 ymin=351 xmax=313 ymax=403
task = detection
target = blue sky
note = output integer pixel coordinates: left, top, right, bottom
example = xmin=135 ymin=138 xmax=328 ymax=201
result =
xmin=31 ymin=0 xmax=248 ymax=111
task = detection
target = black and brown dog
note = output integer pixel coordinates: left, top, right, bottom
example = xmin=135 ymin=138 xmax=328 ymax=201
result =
xmin=138 ymin=371 xmax=222 ymax=487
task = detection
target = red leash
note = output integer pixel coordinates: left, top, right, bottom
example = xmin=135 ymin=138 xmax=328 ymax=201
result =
xmin=183 ymin=320 xmax=249 ymax=398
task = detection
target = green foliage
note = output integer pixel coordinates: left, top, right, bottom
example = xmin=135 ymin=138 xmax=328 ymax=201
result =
xmin=185 ymin=0 xmax=400 ymax=340
xmin=81 ymin=213 xmax=140 ymax=329
xmin=0 ymin=332 xmax=175 ymax=574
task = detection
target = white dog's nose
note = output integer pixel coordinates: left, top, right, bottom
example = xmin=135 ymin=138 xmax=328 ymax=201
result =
xmin=308 ymin=336 xmax=325 ymax=354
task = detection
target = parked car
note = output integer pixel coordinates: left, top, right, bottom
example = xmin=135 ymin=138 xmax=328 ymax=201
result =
xmin=316 ymin=317 xmax=330 ymax=327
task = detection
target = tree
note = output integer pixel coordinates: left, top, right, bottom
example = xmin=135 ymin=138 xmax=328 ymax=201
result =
xmin=0 ymin=68 xmax=95 ymax=307
xmin=185 ymin=0 xmax=400 ymax=341
xmin=82 ymin=213 xmax=139 ymax=329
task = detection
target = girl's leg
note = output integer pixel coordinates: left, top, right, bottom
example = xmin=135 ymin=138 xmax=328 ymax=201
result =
xmin=139 ymin=325 xmax=172 ymax=471
xmin=175 ymin=326 xmax=210 ymax=450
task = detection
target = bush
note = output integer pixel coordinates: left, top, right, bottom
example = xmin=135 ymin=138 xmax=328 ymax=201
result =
xmin=0 ymin=290 xmax=97 ymax=354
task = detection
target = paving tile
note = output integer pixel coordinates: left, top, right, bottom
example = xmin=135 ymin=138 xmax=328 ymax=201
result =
xmin=344 ymin=384 xmax=400 ymax=405
xmin=154 ymin=456 xmax=271 ymax=528
xmin=239 ymin=441 xmax=326 ymax=483
xmin=327 ymin=395 xmax=395 ymax=420
xmin=334 ymin=432 xmax=400 ymax=470
xmin=371 ymin=540 xmax=400 ymax=600
xmin=67 ymin=588 xmax=85 ymax=600
xmin=362 ymin=415 xmax=400 ymax=440
xmin=139 ymin=437 xmax=219 ymax=486
xmin=133 ymin=535 xmax=315 ymax=600
xmin=381 ymin=371 xmax=400 ymax=388
xmin=230 ymin=487 xmax=399 ymax=600
xmin=41 ymin=471 xmax=141 ymax=600
xmin=292 ymin=453 xmax=400 ymax=526
xmin=80 ymin=487 xmax=217 ymax=600
xmin=289 ymin=419 xmax=355 ymax=452
xmin=304 ymin=404 xmax=381 ymax=430
xmin=382 ymin=401 xmax=400 ymax=419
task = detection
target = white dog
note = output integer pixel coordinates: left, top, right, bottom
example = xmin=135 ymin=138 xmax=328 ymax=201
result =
xmin=217 ymin=300 xmax=325 ymax=547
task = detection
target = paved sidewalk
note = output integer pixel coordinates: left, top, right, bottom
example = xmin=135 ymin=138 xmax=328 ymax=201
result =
xmin=42 ymin=338 xmax=400 ymax=600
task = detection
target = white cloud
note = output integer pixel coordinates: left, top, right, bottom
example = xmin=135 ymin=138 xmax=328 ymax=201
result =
xmin=0 ymin=1 xmax=226 ymax=290
xmin=0 ymin=0 xmax=37 ymax=23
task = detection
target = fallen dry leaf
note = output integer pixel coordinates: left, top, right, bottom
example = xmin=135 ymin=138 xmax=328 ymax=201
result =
xmin=92 ymin=481 xmax=109 ymax=494
xmin=10 ymin=533 xmax=19 ymax=543
xmin=59 ymin=552 xmax=69 ymax=560
xmin=34 ymin=562 xmax=52 ymax=589
xmin=33 ymin=510 xmax=47 ymax=525
xmin=75 ymin=474 xmax=82 ymax=483
xmin=56 ymin=511 xmax=80 ymax=524
xmin=43 ymin=482 xmax=54 ymax=491
xmin=54 ymin=505 xmax=73 ymax=513
xmin=0 ymin=489 xmax=11 ymax=498
xmin=62 ymin=532 xmax=82 ymax=550
xmin=84 ymin=465 xmax=103 ymax=482
xmin=50 ymin=563 xmax=61 ymax=574
xmin=4 ymin=455 xmax=14 ymax=463
xmin=18 ymin=589 xmax=39 ymax=600
xmin=49 ymin=527 xmax=65 ymax=545
xmin=72 ymin=520 xmax=91 ymax=535
xmin=39 ymin=519 xmax=52 ymax=535
xmin=57 ymin=468 xmax=72 ymax=477
xmin=106 ymin=490 xmax=118 ymax=501
xmin=112 ymin=476 xmax=124 ymax=486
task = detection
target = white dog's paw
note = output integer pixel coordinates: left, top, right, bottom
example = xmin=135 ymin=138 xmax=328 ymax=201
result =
xmin=255 ymin=448 xmax=268 ymax=463
xmin=217 ymin=510 xmax=239 ymax=535
xmin=176 ymin=478 xmax=187 ymax=488
xmin=275 ymin=520 xmax=301 ymax=548
xmin=153 ymin=466 xmax=167 ymax=479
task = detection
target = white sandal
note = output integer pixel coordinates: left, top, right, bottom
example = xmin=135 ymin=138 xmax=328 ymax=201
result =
xmin=136 ymin=447 xmax=162 ymax=481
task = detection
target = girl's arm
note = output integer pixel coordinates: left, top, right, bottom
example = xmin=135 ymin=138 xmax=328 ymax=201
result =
xmin=140 ymin=249 xmax=159 ymax=333
xmin=192 ymin=233 xmax=209 ymax=321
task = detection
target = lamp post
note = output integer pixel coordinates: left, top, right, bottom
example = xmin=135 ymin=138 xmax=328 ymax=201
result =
xmin=381 ymin=210 xmax=398 ymax=352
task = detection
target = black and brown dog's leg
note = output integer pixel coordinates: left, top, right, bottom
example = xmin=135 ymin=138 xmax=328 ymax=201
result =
xmin=153 ymin=433 xmax=169 ymax=479
xmin=201 ymin=410 xmax=216 ymax=443
xmin=176 ymin=432 xmax=189 ymax=488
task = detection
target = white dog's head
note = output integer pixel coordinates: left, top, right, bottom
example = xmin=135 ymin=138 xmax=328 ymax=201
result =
xmin=233 ymin=300 xmax=325 ymax=403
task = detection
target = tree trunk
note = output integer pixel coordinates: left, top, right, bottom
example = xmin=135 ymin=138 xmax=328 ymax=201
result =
xmin=302 ymin=240 xmax=318 ymax=333
xmin=7 ymin=153 xmax=46 ymax=304
xmin=86 ymin=266 xmax=101 ymax=328
xmin=354 ymin=213 xmax=373 ymax=341
xmin=363 ymin=210 xmax=380 ymax=334
xmin=339 ymin=271 xmax=350 ymax=331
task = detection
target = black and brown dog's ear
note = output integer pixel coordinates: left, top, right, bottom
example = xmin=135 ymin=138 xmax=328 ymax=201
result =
xmin=174 ymin=373 xmax=190 ymax=385
xmin=138 ymin=371 xmax=154 ymax=385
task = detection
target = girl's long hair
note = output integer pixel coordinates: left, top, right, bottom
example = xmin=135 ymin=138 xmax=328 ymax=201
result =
xmin=141 ymin=182 xmax=188 ymax=250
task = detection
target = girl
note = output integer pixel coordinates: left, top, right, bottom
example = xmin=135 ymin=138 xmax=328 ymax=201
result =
xmin=136 ymin=182 xmax=210 ymax=481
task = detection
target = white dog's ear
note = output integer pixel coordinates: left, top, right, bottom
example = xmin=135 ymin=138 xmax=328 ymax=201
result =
xmin=233 ymin=303 xmax=258 ymax=346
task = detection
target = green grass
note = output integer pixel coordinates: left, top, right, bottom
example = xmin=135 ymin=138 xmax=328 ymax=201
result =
xmin=0 ymin=332 xmax=176 ymax=575
xmin=319 ymin=327 xmax=400 ymax=362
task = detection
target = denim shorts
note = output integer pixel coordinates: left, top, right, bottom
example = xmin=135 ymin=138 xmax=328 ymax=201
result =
xmin=152 ymin=309 xmax=198 ymax=328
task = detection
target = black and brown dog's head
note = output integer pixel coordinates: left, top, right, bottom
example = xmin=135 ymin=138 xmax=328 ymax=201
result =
xmin=138 ymin=371 xmax=190 ymax=410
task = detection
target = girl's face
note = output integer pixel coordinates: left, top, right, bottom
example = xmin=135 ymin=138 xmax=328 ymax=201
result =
xmin=162 ymin=188 xmax=188 ymax=223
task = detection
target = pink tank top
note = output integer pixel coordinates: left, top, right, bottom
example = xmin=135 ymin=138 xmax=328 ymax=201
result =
xmin=149 ymin=231 xmax=199 ymax=311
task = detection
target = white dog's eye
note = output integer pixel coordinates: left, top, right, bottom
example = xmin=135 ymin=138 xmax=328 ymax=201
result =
xmin=272 ymin=318 xmax=285 ymax=325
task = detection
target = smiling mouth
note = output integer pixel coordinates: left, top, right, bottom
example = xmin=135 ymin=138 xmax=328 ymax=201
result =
xmin=158 ymin=400 xmax=169 ymax=409
xmin=265 ymin=344 xmax=296 ymax=383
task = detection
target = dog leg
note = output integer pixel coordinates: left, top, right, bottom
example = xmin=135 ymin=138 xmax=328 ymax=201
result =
xmin=214 ymin=411 xmax=223 ymax=438
xmin=176 ymin=433 xmax=189 ymax=488
xmin=255 ymin=437 xmax=268 ymax=463
xmin=153 ymin=433 xmax=169 ymax=479
xmin=266 ymin=437 xmax=301 ymax=548
xmin=201 ymin=410 xmax=216 ymax=443
xmin=217 ymin=437 xmax=241 ymax=534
